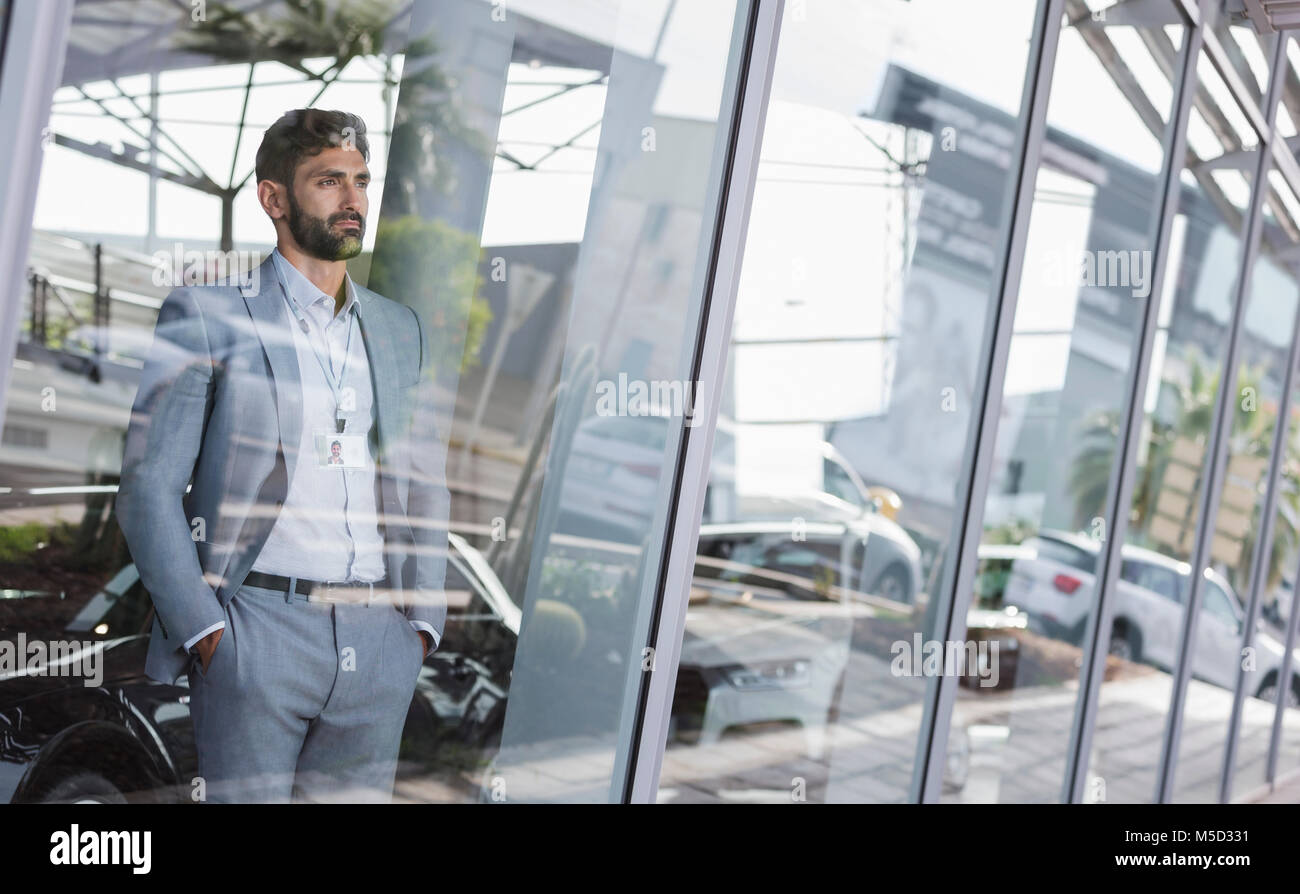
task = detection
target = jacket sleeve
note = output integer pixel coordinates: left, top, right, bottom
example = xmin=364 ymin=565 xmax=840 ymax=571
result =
xmin=116 ymin=286 xmax=226 ymax=651
xmin=402 ymin=304 xmax=450 ymax=648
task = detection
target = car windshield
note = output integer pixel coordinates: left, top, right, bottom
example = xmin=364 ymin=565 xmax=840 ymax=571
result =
xmin=1027 ymin=535 xmax=1096 ymax=573
xmin=823 ymin=457 xmax=866 ymax=508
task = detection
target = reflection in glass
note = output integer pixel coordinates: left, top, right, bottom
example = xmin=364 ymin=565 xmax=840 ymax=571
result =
xmin=1087 ymin=31 xmax=1265 ymax=802
xmin=942 ymin=1 xmax=1184 ymax=803
xmin=1221 ymin=174 xmax=1300 ymax=801
xmin=1170 ymin=192 xmax=1298 ymax=801
xmin=0 ymin=0 xmax=750 ymax=804
xmin=654 ymin=0 xmax=1039 ymax=803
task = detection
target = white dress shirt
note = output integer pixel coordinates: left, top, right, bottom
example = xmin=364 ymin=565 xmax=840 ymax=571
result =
xmin=252 ymin=249 xmax=386 ymax=582
xmin=185 ymin=249 xmax=437 ymax=653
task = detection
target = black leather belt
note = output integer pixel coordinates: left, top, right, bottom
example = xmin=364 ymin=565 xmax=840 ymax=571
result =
xmin=243 ymin=570 xmax=391 ymax=601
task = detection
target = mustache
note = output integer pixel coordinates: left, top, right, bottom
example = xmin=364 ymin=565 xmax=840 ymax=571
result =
xmin=330 ymin=212 xmax=364 ymax=229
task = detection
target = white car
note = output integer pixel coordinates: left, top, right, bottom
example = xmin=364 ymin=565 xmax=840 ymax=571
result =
xmin=557 ymin=412 xmax=736 ymax=544
xmin=997 ymin=530 xmax=1299 ymax=701
xmin=695 ymin=516 xmax=924 ymax=607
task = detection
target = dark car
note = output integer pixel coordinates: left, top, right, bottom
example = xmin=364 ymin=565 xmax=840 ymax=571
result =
xmin=0 ymin=489 xmax=520 ymax=804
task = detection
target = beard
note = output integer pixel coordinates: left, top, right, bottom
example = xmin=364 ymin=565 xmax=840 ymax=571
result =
xmin=286 ymin=188 xmax=365 ymax=261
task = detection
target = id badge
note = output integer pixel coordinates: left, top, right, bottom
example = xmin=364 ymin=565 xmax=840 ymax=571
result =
xmin=314 ymin=431 xmax=368 ymax=470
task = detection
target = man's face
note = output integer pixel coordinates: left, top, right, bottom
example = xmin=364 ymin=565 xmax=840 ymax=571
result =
xmin=331 ymin=442 xmax=342 ymax=458
xmin=285 ymin=147 xmax=370 ymax=261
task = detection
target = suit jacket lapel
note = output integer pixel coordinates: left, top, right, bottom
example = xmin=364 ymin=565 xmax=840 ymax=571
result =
xmin=354 ymin=287 xmax=399 ymax=462
xmin=242 ymin=255 xmax=303 ymax=487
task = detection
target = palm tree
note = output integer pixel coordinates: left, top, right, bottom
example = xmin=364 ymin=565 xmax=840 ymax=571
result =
xmin=1067 ymin=347 xmax=1300 ymax=592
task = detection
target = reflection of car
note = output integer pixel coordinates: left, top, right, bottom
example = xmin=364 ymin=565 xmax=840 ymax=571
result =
xmin=559 ymin=412 xmax=891 ymax=547
xmin=695 ymin=517 xmax=923 ymax=606
xmin=558 ymin=412 xmax=735 ymax=544
xmin=0 ymin=526 xmax=518 ymax=803
xmin=675 ymin=547 xmax=970 ymax=791
xmin=675 ymin=519 xmax=911 ymax=761
xmin=963 ymin=545 xmax=1030 ymax=691
xmin=672 ymin=578 xmax=853 ymax=760
xmin=998 ymin=530 xmax=1300 ymax=701
xmin=558 ymin=414 xmax=671 ymax=543
xmin=400 ymin=533 xmax=520 ymax=774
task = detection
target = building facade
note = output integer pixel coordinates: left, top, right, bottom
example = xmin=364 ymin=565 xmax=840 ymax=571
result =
xmin=0 ymin=0 xmax=1297 ymax=804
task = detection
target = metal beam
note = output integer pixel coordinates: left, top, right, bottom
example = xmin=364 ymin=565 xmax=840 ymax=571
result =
xmin=1156 ymin=0 xmax=1284 ymax=805
xmin=0 ymin=0 xmax=75 ymax=440
xmin=1064 ymin=0 xmax=1204 ymax=805
xmin=913 ymin=0 xmax=1067 ymax=804
xmin=624 ymin=0 xmax=784 ymax=803
xmin=1266 ymin=513 xmax=1300 ymax=783
xmin=51 ymin=132 xmax=225 ymax=196
xmin=1220 ymin=31 xmax=1291 ymax=805
xmin=1204 ymin=23 xmax=1271 ymax=138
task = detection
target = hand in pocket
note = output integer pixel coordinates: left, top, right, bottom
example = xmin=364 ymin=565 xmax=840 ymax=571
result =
xmin=196 ymin=627 xmax=224 ymax=674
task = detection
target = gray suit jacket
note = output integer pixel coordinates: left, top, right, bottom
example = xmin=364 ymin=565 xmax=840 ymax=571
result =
xmin=117 ymin=255 xmax=450 ymax=685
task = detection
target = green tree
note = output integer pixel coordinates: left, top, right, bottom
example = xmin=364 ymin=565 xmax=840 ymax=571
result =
xmin=1067 ymin=347 xmax=1300 ymax=593
xmin=366 ymin=216 xmax=490 ymax=375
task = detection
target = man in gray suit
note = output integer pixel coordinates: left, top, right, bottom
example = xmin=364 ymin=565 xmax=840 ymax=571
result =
xmin=117 ymin=109 xmax=450 ymax=803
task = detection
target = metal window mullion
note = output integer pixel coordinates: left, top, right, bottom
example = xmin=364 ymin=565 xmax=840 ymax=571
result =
xmin=1271 ymin=131 xmax=1300 ymax=197
xmin=1062 ymin=0 xmax=1204 ymax=805
xmin=1219 ymin=33 xmax=1294 ymax=806
xmin=1155 ymin=1 xmax=1283 ymax=806
xmin=0 ymin=0 xmax=73 ymax=431
xmin=1266 ymin=525 xmax=1300 ymax=784
xmin=624 ymin=0 xmax=783 ymax=804
xmin=1223 ymin=305 xmax=1300 ymax=800
xmin=912 ymin=0 xmax=1066 ymax=804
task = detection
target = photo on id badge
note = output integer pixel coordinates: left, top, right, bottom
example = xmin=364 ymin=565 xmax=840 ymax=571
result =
xmin=315 ymin=431 xmax=367 ymax=469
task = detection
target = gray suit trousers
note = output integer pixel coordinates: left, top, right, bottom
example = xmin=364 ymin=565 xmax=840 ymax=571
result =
xmin=187 ymin=583 xmax=425 ymax=803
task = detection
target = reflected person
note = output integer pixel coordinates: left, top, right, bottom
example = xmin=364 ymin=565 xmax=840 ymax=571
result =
xmin=118 ymin=109 xmax=450 ymax=803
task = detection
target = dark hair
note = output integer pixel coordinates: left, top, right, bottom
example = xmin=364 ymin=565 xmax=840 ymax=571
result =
xmin=331 ymin=440 xmax=342 ymax=449
xmin=255 ymin=109 xmax=370 ymax=187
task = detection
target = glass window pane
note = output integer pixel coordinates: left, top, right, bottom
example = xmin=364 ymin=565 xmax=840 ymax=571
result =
xmin=653 ymin=0 xmax=1040 ymax=804
xmin=943 ymin=1 xmax=1186 ymax=803
xmin=1087 ymin=29 xmax=1261 ymax=803
xmin=0 ymin=0 xmax=750 ymax=804
xmin=1225 ymin=166 xmax=1300 ymax=800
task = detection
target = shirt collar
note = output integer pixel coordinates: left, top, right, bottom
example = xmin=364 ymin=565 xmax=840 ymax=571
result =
xmin=271 ymin=247 xmax=357 ymax=319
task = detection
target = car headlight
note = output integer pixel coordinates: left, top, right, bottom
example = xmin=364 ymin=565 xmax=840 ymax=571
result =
xmin=723 ymin=659 xmax=812 ymax=690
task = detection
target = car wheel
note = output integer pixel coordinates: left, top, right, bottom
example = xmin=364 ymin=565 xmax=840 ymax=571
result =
xmin=1256 ymin=677 xmax=1300 ymax=709
xmin=36 ymin=771 xmax=127 ymax=804
xmin=1108 ymin=625 xmax=1140 ymax=664
xmin=874 ymin=565 xmax=910 ymax=604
